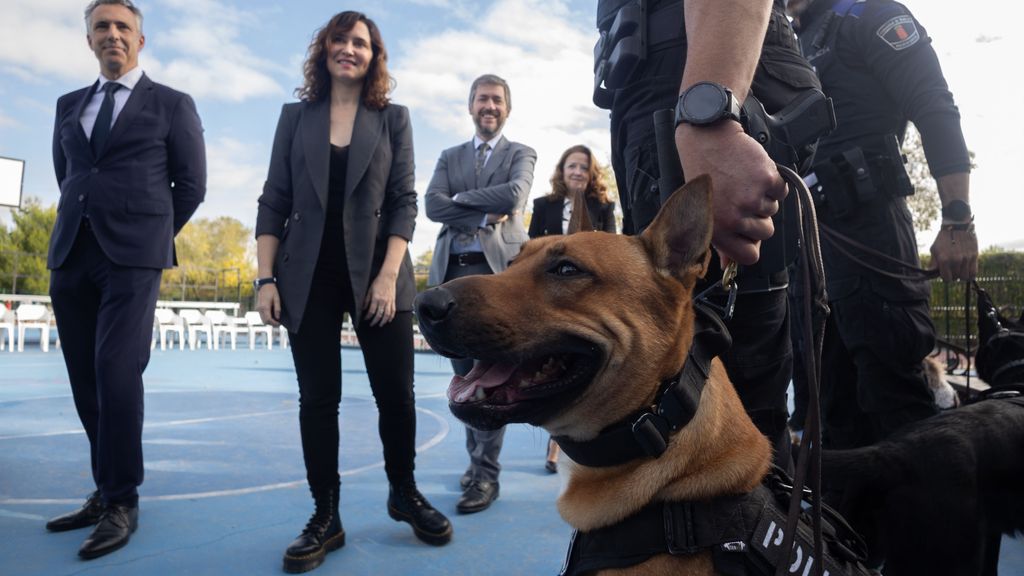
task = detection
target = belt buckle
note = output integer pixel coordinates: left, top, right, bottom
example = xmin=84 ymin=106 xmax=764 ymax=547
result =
xmin=457 ymin=253 xmax=470 ymax=266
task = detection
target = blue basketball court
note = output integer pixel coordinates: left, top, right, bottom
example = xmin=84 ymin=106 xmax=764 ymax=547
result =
xmin=1 ymin=346 xmax=1021 ymax=575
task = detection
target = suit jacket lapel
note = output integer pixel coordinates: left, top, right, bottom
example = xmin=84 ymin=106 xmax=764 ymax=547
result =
xmin=302 ymin=99 xmax=330 ymax=210
xmin=548 ymin=200 xmax=565 ymax=235
xmin=479 ymin=135 xmax=508 ymax=186
xmin=461 ymin=141 xmax=476 ymax=190
xmin=346 ymin=104 xmax=382 ymax=198
xmin=75 ymin=81 xmax=99 ymax=154
xmin=102 ymin=73 xmax=153 ymax=157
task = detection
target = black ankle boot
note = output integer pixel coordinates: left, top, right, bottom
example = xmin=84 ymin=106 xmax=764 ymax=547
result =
xmin=387 ymin=479 xmax=453 ymax=546
xmin=283 ymin=487 xmax=345 ymax=573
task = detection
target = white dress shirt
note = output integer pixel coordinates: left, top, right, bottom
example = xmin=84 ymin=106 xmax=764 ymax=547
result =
xmin=80 ymin=66 xmax=144 ymax=139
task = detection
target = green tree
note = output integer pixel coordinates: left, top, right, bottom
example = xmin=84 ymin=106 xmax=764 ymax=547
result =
xmin=0 ymin=197 xmax=57 ymax=294
xmin=904 ymin=123 xmax=975 ymax=234
xmin=415 ymin=249 xmax=432 ymax=293
xmin=161 ymin=216 xmax=256 ymax=302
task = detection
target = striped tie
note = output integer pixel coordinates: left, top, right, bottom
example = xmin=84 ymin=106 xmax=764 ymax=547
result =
xmin=475 ymin=142 xmax=491 ymax=177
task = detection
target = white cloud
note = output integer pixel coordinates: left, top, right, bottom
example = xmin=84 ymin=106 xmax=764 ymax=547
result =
xmin=145 ymin=0 xmax=287 ymax=101
xmin=191 ymin=136 xmax=267 ymax=227
xmin=0 ymin=0 xmax=285 ymax=102
xmin=0 ymin=0 xmax=99 ymax=84
xmin=0 ymin=109 xmax=16 ymax=129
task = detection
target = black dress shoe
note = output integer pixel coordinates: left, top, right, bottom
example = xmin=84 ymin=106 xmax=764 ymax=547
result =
xmin=46 ymin=491 xmax=105 ymax=532
xmin=456 ymin=481 xmax=499 ymax=514
xmin=459 ymin=471 xmax=472 ymax=489
xmin=78 ymin=504 xmax=138 ymax=560
xmin=283 ymin=487 xmax=345 ymax=574
xmin=387 ymin=480 xmax=453 ymax=546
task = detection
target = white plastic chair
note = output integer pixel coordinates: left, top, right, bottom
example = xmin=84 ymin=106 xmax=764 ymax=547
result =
xmin=279 ymin=325 xmax=289 ymax=349
xmin=0 ymin=309 xmax=15 ymax=352
xmin=340 ymin=319 xmax=359 ymax=348
xmin=211 ymin=312 xmax=248 ymax=350
xmin=245 ymin=311 xmax=273 ymax=350
xmin=16 ymin=304 xmax=51 ymax=352
xmin=154 ymin=309 xmax=185 ymax=350
xmin=179 ymin=308 xmax=212 ymax=350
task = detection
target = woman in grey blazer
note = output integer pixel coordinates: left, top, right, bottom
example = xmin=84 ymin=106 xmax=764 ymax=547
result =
xmin=254 ymin=12 xmax=451 ymax=573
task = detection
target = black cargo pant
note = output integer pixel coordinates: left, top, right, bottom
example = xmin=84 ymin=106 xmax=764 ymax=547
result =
xmin=818 ymin=194 xmax=939 ymax=449
xmin=606 ymin=1 xmax=821 ymax=464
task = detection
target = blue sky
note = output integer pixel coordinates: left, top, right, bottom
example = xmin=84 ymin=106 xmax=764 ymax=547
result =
xmin=1 ymin=0 xmax=1022 ymax=259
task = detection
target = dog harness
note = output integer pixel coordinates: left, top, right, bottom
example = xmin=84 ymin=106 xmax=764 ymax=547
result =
xmin=551 ymin=303 xmax=871 ymax=575
xmin=559 ymin=468 xmax=873 ymax=576
xmin=552 ymin=302 xmax=731 ymax=467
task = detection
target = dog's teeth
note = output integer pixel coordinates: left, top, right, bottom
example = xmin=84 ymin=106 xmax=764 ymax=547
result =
xmin=474 ymin=388 xmax=486 ymax=401
xmin=519 ymin=379 xmax=531 ymax=388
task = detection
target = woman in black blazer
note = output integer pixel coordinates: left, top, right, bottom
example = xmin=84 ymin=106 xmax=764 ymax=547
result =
xmin=528 ymin=144 xmax=616 ymax=239
xmin=254 ymin=12 xmax=451 ymax=572
xmin=528 ymin=145 xmax=616 ymax=472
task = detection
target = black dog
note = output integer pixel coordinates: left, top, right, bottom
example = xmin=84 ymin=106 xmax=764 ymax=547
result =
xmin=976 ymin=283 xmax=1024 ymax=388
xmin=822 ymin=284 xmax=1024 ymax=575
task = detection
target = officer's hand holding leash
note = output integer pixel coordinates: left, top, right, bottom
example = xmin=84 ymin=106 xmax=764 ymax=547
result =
xmin=929 ymin=173 xmax=978 ymax=282
xmin=676 ymin=119 xmax=786 ymax=269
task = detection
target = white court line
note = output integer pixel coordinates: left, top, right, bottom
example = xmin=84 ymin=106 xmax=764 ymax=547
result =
xmin=0 ymin=409 xmax=295 ymax=441
xmin=0 ymin=406 xmax=450 ymax=505
xmin=0 ymin=509 xmax=47 ymax=521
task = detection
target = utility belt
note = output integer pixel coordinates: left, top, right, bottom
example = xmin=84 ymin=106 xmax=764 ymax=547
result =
xmin=809 ymin=134 xmax=914 ymax=219
xmin=559 ymin=467 xmax=872 ymax=576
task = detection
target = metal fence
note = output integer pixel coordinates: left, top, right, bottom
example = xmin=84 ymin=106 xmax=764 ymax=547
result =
xmin=932 ymin=275 xmax=1024 ymax=354
xmin=1 ymin=249 xmax=246 ymax=305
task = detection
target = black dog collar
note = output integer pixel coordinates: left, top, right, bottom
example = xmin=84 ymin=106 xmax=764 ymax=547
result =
xmin=552 ymin=303 xmax=732 ymax=467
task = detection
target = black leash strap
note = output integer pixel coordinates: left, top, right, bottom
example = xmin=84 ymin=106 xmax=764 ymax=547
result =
xmin=775 ymin=165 xmax=829 ymax=576
xmin=819 ymin=223 xmax=940 ymax=282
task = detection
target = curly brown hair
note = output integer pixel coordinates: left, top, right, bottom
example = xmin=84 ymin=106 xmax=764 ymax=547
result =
xmin=548 ymin=145 xmax=610 ymax=204
xmin=295 ymin=11 xmax=393 ymax=109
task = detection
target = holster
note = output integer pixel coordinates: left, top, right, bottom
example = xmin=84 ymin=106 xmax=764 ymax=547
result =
xmin=812 ymin=134 xmax=914 ymax=219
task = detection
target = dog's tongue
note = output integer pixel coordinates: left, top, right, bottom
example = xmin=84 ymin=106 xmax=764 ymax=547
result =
xmin=449 ymin=361 xmax=518 ymax=403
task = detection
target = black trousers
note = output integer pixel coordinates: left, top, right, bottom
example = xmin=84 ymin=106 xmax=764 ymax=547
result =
xmin=821 ymin=286 xmax=938 ymax=449
xmin=442 ymin=256 xmax=506 ymax=483
xmin=50 ymin=224 xmax=162 ymax=507
xmin=288 ymin=261 xmax=417 ymax=493
xmin=606 ymin=4 xmax=818 ymax=465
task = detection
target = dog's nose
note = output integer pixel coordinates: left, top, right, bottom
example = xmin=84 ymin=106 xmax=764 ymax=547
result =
xmin=415 ymin=287 xmax=457 ymax=326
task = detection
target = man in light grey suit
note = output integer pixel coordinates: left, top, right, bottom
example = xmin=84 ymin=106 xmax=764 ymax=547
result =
xmin=425 ymin=74 xmax=536 ymax=514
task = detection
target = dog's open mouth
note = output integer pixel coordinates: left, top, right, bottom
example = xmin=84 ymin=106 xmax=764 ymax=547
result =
xmin=447 ymin=344 xmax=602 ymax=429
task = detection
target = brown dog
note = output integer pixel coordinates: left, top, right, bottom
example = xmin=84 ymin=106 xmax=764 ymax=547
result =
xmin=417 ymin=178 xmax=785 ymax=574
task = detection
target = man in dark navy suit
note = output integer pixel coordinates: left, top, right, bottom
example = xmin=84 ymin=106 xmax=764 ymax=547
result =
xmin=45 ymin=0 xmax=205 ymax=560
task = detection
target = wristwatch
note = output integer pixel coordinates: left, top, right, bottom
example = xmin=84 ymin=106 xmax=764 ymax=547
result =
xmin=941 ymin=200 xmax=972 ymax=222
xmin=253 ymin=277 xmax=277 ymax=291
xmin=674 ymin=81 xmax=743 ymax=128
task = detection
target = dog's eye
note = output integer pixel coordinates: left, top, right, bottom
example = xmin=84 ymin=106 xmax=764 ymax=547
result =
xmin=551 ymin=261 xmax=583 ymax=277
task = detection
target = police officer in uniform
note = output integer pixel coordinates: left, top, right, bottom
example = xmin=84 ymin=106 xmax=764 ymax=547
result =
xmin=595 ymin=0 xmax=822 ymax=464
xmin=788 ymin=0 xmax=977 ymax=448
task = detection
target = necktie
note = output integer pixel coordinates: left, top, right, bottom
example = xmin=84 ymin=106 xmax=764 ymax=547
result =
xmin=475 ymin=142 xmax=491 ymax=177
xmin=91 ymin=82 xmax=122 ymax=156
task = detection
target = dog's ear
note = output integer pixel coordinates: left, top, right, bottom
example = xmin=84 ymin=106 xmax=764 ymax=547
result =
xmin=640 ymin=175 xmax=713 ymax=277
xmin=566 ymin=188 xmax=594 ymax=234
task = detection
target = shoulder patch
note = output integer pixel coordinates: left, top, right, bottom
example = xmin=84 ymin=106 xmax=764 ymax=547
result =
xmin=876 ymin=15 xmax=920 ymax=50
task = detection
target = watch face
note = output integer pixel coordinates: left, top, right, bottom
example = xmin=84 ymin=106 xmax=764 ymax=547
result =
xmin=682 ymin=83 xmax=728 ymax=124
